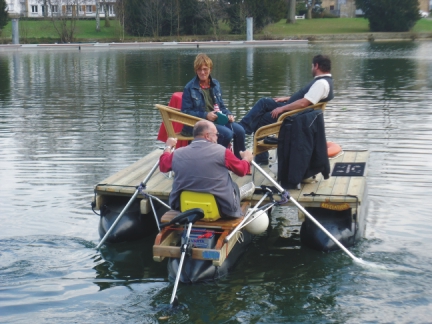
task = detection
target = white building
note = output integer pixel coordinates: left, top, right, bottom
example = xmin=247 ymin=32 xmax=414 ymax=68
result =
xmin=5 ymin=0 xmax=116 ymax=18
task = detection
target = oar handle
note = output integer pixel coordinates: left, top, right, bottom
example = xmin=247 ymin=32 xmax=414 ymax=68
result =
xmin=141 ymin=159 xmax=161 ymax=187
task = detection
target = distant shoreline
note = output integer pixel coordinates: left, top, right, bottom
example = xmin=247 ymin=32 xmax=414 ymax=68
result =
xmin=0 ymin=40 xmax=309 ymax=51
xmin=1 ymin=32 xmax=431 ymax=51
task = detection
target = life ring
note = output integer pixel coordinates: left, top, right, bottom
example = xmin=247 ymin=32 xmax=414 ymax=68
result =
xmin=327 ymin=141 xmax=342 ymax=158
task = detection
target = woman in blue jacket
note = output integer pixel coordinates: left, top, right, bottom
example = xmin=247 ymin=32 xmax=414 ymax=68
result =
xmin=181 ymin=53 xmax=246 ymax=159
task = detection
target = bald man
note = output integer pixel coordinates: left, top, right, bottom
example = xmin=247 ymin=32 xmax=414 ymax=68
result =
xmin=160 ymin=120 xmax=253 ymax=218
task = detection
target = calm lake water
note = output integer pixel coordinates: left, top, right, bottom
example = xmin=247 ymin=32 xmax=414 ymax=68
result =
xmin=1 ymin=42 xmax=432 ymax=323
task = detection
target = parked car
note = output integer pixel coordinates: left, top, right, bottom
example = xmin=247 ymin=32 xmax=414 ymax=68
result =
xmin=420 ymin=10 xmax=429 ymax=18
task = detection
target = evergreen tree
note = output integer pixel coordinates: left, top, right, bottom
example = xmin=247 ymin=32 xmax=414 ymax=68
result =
xmin=0 ymin=0 xmax=9 ymax=31
xmin=355 ymin=0 xmax=420 ymax=32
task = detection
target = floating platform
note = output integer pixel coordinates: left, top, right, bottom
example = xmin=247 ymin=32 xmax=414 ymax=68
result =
xmin=93 ymin=147 xmax=369 ymax=282
xmin=94 ymin=148 xmax=369 ymax=220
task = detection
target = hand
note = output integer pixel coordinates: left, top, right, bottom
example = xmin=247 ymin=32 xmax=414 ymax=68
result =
xmin=228 ymin=115 xmax=235 ymax=123
xmin=207 ymin=112 xmax=217 ymax=121
xmin=271 ymin=107 xmax=284 ymax=119
xmin=166 ymin=137 xmax=177 ymax=148
xmin=240 ymin=150 xmax=253 ymax=163
xmin=274 ymin=96 xmax=290 ymax=103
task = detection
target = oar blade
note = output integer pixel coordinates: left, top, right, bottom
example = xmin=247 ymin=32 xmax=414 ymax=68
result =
xmin=170 ymin=295 xmax=179 ymax=308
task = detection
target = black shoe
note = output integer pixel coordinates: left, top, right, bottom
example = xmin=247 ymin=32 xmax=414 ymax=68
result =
xmin=238 ymin=121 xmax=253 ymax=135
xmin=254 ymin=152 xmax=269 ymax=165
xmin=254 ymin=159 xmax=269 ymax=166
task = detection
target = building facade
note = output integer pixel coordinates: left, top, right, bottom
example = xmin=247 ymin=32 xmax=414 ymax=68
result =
xmin=321 ymin=0 xmax=430 ymax=18
xmin=5 ymin=0 xmax=116 ymax=18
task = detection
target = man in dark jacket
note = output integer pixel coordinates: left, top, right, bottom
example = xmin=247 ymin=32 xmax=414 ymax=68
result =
xmin=239 ymin=54 xmax=334 ymax=164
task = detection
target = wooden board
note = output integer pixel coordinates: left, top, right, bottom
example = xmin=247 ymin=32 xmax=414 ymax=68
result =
xmin=94 ymin=148 xmax=369 ymax=208
xmin=152 ymin=227 xmax=242 ymax=266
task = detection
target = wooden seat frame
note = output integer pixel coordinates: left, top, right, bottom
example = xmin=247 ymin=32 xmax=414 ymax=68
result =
xmin=252 ymin=102 xmax=327 ymax=157
xmin=156 ymin=104 xmax=203 ymax=141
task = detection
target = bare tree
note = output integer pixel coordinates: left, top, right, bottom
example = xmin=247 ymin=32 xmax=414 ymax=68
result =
xmin=202 ymin=0 xmax=225 ymax=39
xmin=164 ymin=0 xmax=179 ymax=36
xmin=306 ymin=0 xmax=315 ymax=19
xmin=42 ymin=0 xmax=81 ymax=43
xmin=286 ymin=0 xmax=296 ymax=24
xmin=95 ymin=1 xmax=100 ymax=32
xmin=176 ymin=0 xmax=180 ymax=36
xmin=115 ymin=0 xmax=125 ymax=40
xmin=42 ymin=0 xmax=49 ymax=17
xmin=101 ymin=0 xmax=110 ymax=27
xmin=140 ymin=0 xmax=165 ymax=37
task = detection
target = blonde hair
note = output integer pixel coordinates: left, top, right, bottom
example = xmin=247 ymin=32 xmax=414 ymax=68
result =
xmin=194 ymin=53 xmax=213 ymax=72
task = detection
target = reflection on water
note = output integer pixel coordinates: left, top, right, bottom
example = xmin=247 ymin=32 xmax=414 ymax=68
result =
xmin=0 ymin=56 xmax=10 ymax=101
xmin=1 ymin=42 xmax=432 ymax=323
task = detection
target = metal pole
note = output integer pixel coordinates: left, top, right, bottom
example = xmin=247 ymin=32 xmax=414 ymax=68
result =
xmin=251 ymin=161 xmax=362 ymax=263
xmin=224 ymin=192 xmax=269 ymax=243
xmin=246 ymin=17 xmax=253 ymax=41
xmin=12 ymin=19 xmax=20 ymax=45
xmin=170 ymin=222 xmax=193 ymax=306
xmin=96 ymin=159 xmax=161 ymax=250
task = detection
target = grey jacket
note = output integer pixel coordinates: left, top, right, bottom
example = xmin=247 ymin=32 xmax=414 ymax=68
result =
xmin=169 ymin=140 xmax=241 ymax=217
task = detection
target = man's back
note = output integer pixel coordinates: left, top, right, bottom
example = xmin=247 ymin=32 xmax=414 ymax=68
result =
xmin=170 ymin=140 xmax=241 ymax=217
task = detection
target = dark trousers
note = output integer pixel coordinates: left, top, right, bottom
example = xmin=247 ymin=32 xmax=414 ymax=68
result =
xmin=216 ymin=122 xmax=246 ymax=160
xmin=239 ymin=97 xmax=286 ymax=161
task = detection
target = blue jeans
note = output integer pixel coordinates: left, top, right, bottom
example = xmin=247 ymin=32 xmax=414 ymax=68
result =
xmin=216 ymin=122 xmax=246 ymax=160
xmin=239 ymin=97 xmax=286 ymax=161
xmin=239 ymin=97 xmax=286 ymax=135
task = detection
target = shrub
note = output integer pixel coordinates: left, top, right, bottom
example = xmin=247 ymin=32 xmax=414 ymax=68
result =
xmin=355 ymin=0 xmax=420 ymax=32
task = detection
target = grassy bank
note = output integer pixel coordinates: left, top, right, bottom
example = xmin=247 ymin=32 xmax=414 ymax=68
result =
xmin=1 ymin=17 xmax=432 ymax=43
xmin=0 ymin=19 xmax=123 ymax=43
xmin=263 ymin=17 xmax=432 ymax=36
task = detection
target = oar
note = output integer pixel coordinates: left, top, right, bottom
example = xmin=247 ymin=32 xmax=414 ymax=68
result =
xmin=96 ymin=159 xmax=161 ymax=250
xmin=163 ymin=208 xmax=205 ymax=307
xmin=251 ymin=160 xmax=363 ymax=263
xmin=169 ymin=221 xmax=192 ymax=307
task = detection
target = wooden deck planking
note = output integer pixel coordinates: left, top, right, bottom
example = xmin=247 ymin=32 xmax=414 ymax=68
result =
xmin=102 ymin=149 xmax=161 ymax=185
xmin=95 ymin=149 xmax=163 ymax=194
xmin=344 ymin=150 xmax=369 ymax=201
xmin=110 ymin=151 xmax=162 ymax=187
xmin=305 ymin=151 xmax=348 ymax=203
xmin=329 ymin=151 xmax=358 ymax=202
xmin=94 ymin=148 xmax=369 ymax=207
xmin=299 ymin=174 xmax=323 ymax=203
xmin=146 ymin=172 xmax=174 ymax=198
